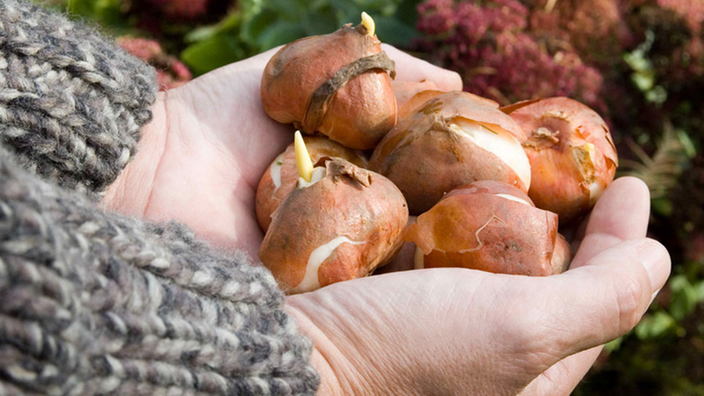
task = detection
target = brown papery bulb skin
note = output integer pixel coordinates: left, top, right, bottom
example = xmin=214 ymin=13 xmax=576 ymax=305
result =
xmin=259 ymin=158 xmax=408 ymax=294
xmin=396 ymin=89 xmax=445 ymax=121
xmin=255 ymin=136 xmax=367 ymax=232
xmin=502 ymin=97 xmax=618 ymax=224
xmin=369 ymin=91 xmax=532 ymax=215
xmin=406 ymin=180 xmax=569 ymax=276
xmin=392 ymin=80 xmax=441 ymax=116
xmin=261 ymin=23 xmax=397 ymax=150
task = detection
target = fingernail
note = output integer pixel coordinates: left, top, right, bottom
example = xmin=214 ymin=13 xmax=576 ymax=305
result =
xmin=649 ymin=289 xmax=661 ymax=306
xmin=636 ymin=240 xmax=671 ymax=292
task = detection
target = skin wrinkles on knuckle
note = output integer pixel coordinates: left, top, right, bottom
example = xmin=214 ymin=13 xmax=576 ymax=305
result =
xmin=610 ymin=266 xmax=649 ymax=335
xmin=285 ymin=300 xmax=354 ymax=395
xmin=518 ymin=364 xmax=563 ymax=396
xmin=491 ymin=289 xmax=551 ymax=375
xmin=291 ymin=288 xmax=424 ymax=395
xmin=519 ymin=362 xmax=573 ymax=396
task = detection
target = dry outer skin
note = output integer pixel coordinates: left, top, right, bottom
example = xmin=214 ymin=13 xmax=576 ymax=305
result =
xmin=255 ymin=136 xmax=367 ymax=231
xmin=261 ymin=23 xmax=397 ymax=149
xmin=396 ymin=89 xmax=445 ymax=121
xmin=502 ymin=97 xmax=618 ymax=223
xmin=369 ymin=91 xmax=530 ymax=214
xmin=259 ymin=158 xmax=408 ymax=293
xmin=406 ymin=180 xmax=565 ymax=276
xmin=392 ymin=80 xmax=441 ymax=116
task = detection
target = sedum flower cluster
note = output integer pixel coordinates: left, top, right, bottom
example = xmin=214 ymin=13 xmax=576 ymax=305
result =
xmin=118 ymin=37 xmax=193 ymax=90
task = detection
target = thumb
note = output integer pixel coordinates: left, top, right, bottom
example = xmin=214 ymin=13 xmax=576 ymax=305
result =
xmin=529 ymin=237 xmax=670 ymax=370
xmin=381 ymin=44 xmax=463 ymax=92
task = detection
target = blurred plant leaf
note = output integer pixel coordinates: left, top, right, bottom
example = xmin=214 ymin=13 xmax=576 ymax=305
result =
xmin=258 ymin=21 xmax=308 ymax=50
xmin=237 ymin=0 xmax=415 ymax=53
xmin=185 ymin=11 xmax=243 ymax=43
xmin=668 ymin=274 xmax=704 ymax=322
xmin=181 ymin=34 xmax=249 ymax=75
xmin=635 ymin=311 xmax=676 ymax=339
xmin=375 ymin=15 xmax=419 ymax=47
xmin=604 ymin=336 xmax=625 ymax=352
xmin=620 ymin=122 xmax=694 ymax=201
xmin=40 ymin=0 xmax=131 ymax=33
xmin=241 ymin=9 xmax=280 ymax=47
xmin=394 ymin=0 xmax=422 ymax=25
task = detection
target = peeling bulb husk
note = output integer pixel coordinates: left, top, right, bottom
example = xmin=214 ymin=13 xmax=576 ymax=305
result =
xmin=294 ymin=131 xmax=314 ymax=182
xmin=361 ymin=12 xmax=375 ymax=36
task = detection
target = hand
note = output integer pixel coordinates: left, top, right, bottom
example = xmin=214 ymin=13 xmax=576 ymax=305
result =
xmin=286 ymin=177 xmax=671 ymax=395
xmin=102 ymin=45 xmax=462 ymax=259
xmin=102 ymin=46 xmax=671 ymax=395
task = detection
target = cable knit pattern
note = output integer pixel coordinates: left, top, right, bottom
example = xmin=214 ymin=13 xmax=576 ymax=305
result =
xmin=0 ymin=0 xmax=157 ymax=194
xmin=0 ymin=147 xmax=319 ymax=395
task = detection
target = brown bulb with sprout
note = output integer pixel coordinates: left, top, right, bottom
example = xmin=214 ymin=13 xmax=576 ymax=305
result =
xmin=261 ymin=13 xmax=397 ymax=150
xmin=369 ymin=91 xmax=532 ymax=214
xmin=255 ymin=136 xmax=367 ymax=232
xmin=502 ymin=97 xmax=618 ymax=223
xmin=260 ymin=132 xmax=408 ymax=294
xmin=406 ymin=180 xmax=571 ymax=276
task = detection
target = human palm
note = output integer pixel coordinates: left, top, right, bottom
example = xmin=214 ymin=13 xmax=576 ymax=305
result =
xmin=103 ymin=46 xmax=671 ymax=395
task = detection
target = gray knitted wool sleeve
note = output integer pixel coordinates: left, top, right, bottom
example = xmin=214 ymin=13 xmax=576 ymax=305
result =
xmin=0 ymin=147 xmax=319 ymax=395
xmin=0 ymin=0 xmax=320 ymax=395
xmin=0 ymin=0 xmax=157 ymax=195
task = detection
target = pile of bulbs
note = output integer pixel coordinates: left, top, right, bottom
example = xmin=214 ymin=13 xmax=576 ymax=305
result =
xmin=256 ymin=13 xmax=618 ymax=294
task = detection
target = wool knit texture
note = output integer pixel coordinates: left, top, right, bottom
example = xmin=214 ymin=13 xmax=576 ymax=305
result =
xmin=0 ymin=0 xmax=157 ymax=194
xmin=0 ymin=1 xmax=319 ymax=395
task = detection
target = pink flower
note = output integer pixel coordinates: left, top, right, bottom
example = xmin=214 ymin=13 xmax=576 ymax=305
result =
xmin=146 ymin=0 xmax=209 ymax=20
xmin=118 ymin=37 xmax=193 ymax=90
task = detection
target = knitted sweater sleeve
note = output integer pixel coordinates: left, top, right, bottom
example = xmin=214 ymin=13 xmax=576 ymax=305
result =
xmin=0 ymin=147 xmax=319 ymax=395
xmin=0 ymin=1 xmax=319 ymax=395
xmin=0 ymin=0 xmax=156 ymax=194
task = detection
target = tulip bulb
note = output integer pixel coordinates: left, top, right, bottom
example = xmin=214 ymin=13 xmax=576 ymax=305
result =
xmin=502 ymin=97 xmax=618 ymax=223
xmin=406 ymin=180 xmax=571 ymax=276
xmin=369 ymin=91 xmax=531 ymax=214
xmin=260 ymin=158 xmax=408 ymax=293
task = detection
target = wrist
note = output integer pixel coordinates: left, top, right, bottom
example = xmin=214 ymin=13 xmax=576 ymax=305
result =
xmin=102 ymin=91 xmax=168 ymax=215
xmin=285 ymin=302 xmax=346 ymax=395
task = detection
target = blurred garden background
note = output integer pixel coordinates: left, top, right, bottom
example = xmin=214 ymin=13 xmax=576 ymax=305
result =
xmin=37 ymin=0 xmax=704 ymax=394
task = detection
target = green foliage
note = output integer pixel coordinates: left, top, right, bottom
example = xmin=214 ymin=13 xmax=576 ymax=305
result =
xmin=42 ymin=0 xmax=422 ymax=75
xmin=621 ymin=123 xmax=696 ymax=205
xmin=181 ymin=11 xmax=253 ymax=75
xmin=624 ymin=30 xmax=668 ymax=105
xmin=179 ymin=0 xmax=421 ymax=75
xmin=37 ymin=0 xmax=133 ymax=34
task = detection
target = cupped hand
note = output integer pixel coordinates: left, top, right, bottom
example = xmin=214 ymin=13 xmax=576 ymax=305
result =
xmin=102 ymin=45 xmax=462 ymax=259
xmin=286 ymin=177 xmax=671 ymax=395
xmin=102 ymin=44 xmax=671 ymax=395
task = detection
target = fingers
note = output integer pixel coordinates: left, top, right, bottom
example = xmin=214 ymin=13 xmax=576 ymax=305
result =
xmin=570 ymin=176 xmax=651 ymax=269
xmin=501 ymin=177 xmax=666 ymax=384
xmin=516 ymin=238 xmax=670 ymax=373
xmin=584 ymin=177 xmax=651 ymax=241
xmin=381 ymin=44 xmax=463 ymax=91
xmin=519 ymin=347 xmax=602 ymax=396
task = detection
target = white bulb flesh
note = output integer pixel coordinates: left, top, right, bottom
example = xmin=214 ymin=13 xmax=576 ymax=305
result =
xmin=270 ymin=154 xmax=284 ymax=191
xmin=449 ymin=118 xmax=532 ymax=189
xmin=297 ymin=167 xmax=326 ymax=189
xmin=289 ymin=236 xmax=365 ymax=293
xmin=494 ymin=193 xmax=531 ymax=206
